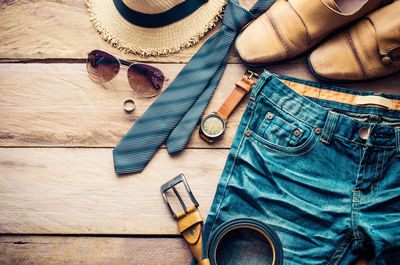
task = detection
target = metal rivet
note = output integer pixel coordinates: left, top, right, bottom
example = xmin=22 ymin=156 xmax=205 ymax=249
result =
xmin=315 ymin=128 xmax=322 ymax=135
xmin=358 ymin=127 xmax=370 ymax=140
xmin=245 ymin=130 xmax=251 ymax=137
xmin=267 ymin=113 xmax=275 ymax=120
xmin=294 ymin=129 xmax=301 ymax=137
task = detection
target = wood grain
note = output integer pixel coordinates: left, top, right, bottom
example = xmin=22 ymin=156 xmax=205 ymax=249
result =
xmin=0 ymin=235 xmax=370 ymax=265
xmin=0 ymin=0 xmax=226 ymax=63
xmin=1 ymin=0 xmax=397 ymax=263
xmin=1 ymin=63 xmax=399 ymax=148
xmin=0 ymin=148 xmax=226 ymax=234
xmin=0 ymin=236 xmax=192 ymax=265
xmin=0 ymin=63 xmax=245 ymax=148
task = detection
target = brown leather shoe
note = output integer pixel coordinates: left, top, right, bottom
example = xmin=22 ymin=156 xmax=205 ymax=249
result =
xmin=234 ymin=0 xmax=391 ymax=67
xmin=309 ymin=1 xmax=400 ymax=81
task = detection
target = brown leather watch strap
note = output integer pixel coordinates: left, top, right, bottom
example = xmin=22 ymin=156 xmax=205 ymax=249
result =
xmin=216 ymin=75 xmax=255 ymax=120
xmin=176 ymin=206 xmax=210 ymax=265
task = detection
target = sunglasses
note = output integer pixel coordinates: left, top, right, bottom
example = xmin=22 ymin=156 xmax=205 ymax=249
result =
xmin=86 ymin=49 xmax=167 ymax=97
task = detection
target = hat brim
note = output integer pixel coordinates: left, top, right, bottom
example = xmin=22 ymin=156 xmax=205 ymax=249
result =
xmin=86 ymin=0 xmax=227 ymax=56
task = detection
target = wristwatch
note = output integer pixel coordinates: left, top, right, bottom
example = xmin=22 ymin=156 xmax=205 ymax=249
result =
xmin=199 ymin=70 xmax=258 ymax=143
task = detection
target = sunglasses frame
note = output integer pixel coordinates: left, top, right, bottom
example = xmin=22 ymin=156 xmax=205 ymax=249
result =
xmin=86 ymin=49 xmax=169 ymax=98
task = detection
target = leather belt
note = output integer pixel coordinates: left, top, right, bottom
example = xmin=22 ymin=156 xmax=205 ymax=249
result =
xmin=206 ymin=217 xmax=283 ymax=265
xmin=161 ymin=174 xmax=283 ymax=265
xmin=161 ymin=174 xmax=211 ymax=265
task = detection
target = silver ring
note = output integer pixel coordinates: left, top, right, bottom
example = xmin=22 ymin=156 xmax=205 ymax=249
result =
xmin=123 ymin=99 xmax=136 ymax=113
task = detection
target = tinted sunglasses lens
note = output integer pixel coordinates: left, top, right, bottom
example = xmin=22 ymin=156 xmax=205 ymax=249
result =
xmin=87 ymin=50 xmax=120 ymax=82
xmin=127 ymin=64 xmax=165 ymax=97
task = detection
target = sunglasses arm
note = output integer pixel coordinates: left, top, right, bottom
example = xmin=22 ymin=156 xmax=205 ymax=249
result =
xmin=119 ymin=59 xmax=134 ymax=66
xmin=118 ymin=57 xmax=169 ymax=82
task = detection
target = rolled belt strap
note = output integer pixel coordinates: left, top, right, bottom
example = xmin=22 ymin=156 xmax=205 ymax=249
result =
xmin=176 ymin=206 xmax=210 ymax=265
xmin=161 ymin=175 xmax=282 ymax=264
xmin=206 ymin=218 xmax=283 ymax=265
xmin=177 ymin=212 xmax=283 ymax=265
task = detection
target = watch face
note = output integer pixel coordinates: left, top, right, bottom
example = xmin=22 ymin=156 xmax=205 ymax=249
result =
xmin=201 ymin=113 xmax=225 ymax=139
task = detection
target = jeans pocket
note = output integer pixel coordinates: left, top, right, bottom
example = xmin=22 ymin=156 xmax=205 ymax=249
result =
xmin=257 ymin=112 xmax=304 ymax=147
xmin=247 ymin=95 xmax=319 ymax=156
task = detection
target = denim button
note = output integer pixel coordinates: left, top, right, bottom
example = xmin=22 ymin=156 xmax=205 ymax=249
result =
xmin=267 ymin=113 xmax=274 ymax=120
xmin=245 ymin=130 xmax=252 ymax=137
xmin=315 ymin=128 xmax=322 ymax=135
xmin=358 ymin=127 xmax=370 ymax=140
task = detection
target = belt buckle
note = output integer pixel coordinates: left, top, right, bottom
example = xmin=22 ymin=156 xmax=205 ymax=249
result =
xmin=160 ymin=174 xmax=199 ymax=219
xmin=245 ymin=69 xmax=259 ymax=80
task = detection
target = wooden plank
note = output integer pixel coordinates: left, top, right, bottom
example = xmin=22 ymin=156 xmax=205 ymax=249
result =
xmin=0 ymin=0 xmax=233 ymax=63
xmin=0 ymin=63 xmax=244 ymax=148
xmin=1 ymin=63 xmax=399 ymax=148
xmin=0 ymin=236 xmax=192 ymax=265
xmin=0 ymin=235 xmax=371 ymax=265
xmin=0 ymin=148 xmax=226 ymax=234
xmin=0 ymin=0 xmax=255 ymax=63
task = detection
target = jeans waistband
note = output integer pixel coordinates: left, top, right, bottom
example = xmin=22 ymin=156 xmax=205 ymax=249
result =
xmin=251 ymin=71 xmax=400 ymax=150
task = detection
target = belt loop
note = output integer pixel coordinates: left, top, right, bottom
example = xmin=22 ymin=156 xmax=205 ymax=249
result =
xmin=249 ymin=70 xmax=271 ymax=102
xmin=395 ymin=127 xmax=400 ymax=158
xmin=320 ymin=111 xmax=339 ymax=145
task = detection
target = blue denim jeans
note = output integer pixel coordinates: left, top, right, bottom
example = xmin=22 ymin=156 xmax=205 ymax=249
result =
xmin=199 ymin=71 xmax=400 ymax=264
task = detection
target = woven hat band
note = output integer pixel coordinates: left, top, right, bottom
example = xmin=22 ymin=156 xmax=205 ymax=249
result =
xmin=123 ymin=0 xmax=185 ymax=14
xmin=114 ymin=0 xmax=208 ymax=28
xmin=86 ymin=0 xmax=226 ymax=56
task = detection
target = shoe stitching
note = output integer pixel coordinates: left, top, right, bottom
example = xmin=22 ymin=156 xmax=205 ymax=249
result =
xmin=345 ymin=30 xmax=368 ymax=80
xmin=287 ymin=0 xmax=311 ymax=44
xmin=267 ymin=12 xmax=295 ymax=58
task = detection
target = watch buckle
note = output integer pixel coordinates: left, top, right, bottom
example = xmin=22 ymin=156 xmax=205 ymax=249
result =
xmin=160 ymin=174 xmax=199 ymax=220
xmin=245 ymin=70 xmax=259 ymax=80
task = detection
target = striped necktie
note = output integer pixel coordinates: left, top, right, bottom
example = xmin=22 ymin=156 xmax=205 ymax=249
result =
xmin=113 ymin=0 xmax=275 ymax=174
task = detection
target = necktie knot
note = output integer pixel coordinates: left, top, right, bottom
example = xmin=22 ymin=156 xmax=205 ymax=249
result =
xmin=222 ymin=1 xmax=255 ymax=32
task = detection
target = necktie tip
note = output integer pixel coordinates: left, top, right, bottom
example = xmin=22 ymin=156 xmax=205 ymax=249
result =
xmin=115 ymin=167 xmax=144 ymax=175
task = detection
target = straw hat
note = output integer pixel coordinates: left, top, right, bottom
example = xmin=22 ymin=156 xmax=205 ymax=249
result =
xmin=86 ymin=0 xmax=227 ymax=56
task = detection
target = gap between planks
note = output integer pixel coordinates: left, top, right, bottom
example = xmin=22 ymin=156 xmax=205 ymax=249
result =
xmin=1 ymin=63 xmax=399 ymax=148
xmin=0 ymin=0 xmax=257 ymax=63
xmin=0 ymin=148 xmax=226 ymax=235
xmin=0 ymin=235 xmax=192 ymax=265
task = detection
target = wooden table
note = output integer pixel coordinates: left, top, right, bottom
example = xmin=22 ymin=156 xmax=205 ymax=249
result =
xmin=0 ymin=1 xmax=399 ymax=264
